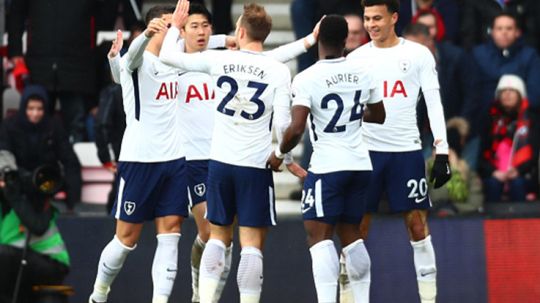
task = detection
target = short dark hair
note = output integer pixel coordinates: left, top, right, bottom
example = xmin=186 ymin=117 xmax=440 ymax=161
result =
xmin=402 ymin=23 xmax=430 ymax=38
xmin=145 ymin=5 xmax=175 ymax=25
xmin=492 ymin=12 xmax=520 ymax=30
xmin=26 ymin=94 xmax=46 ymax=104
xmin=240 ymin=3 xmax=272 ymax=42
xmin=319 ymin=15 xmax=348 ymax=50
xmin=189 ymin=2 xmax=213 ymax=24
xmin=361 ymin=0 xmax=400 ymax=14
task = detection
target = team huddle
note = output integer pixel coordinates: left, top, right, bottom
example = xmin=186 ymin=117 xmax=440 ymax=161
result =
xmin=88 ymin=0 xmax=451 ymax=302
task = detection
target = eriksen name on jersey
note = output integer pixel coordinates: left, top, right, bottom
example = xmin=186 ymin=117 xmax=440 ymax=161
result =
xmin=223 ymin=64 xmax=267 ymax=80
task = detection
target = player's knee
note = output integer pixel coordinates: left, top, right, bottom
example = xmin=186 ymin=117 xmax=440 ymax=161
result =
xmin=155 ymin=216 xmax=183 ymax=234
xmin=406 ymin=211 xmax=428 ymax=241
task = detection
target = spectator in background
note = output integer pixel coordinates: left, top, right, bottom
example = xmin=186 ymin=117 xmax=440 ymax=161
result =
xmin=460 ymin=0 xmax=539 ymax=50
xmin=428 ymin=118 xmax=483 ymax=216
xmin=0 ymin=151 xmax=70 ymax=303
xmin=472 ymin=13 xmax=540 ymax=114
xmin=410 ymin=0 xmax=446 ymax=41
xmin=479 ymin=75 xmax=538 ymax=202
xmin=396 ymin=0 xmax=461 ymax=43
xmin=7 ymin=0 xmax=104 ymax=143
xmin=97 ymin=0 xmax=144 ymax=31
xmin=0 ymin=85 xmax=82 ymax=211
xmin=343 ymin=13 xmax=369 ymax=55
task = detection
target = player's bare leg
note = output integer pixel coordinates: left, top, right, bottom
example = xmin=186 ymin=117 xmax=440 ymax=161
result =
xmin=339 ymin=213 xmax=373 ymax=303
xmin=336 ymin=222 xmax=371 ymax=303
xmin=152 ymin=215 xmax=183 ymax=303
xmin=304 ymin=220 xmax=339 ymax=303
xmin=191 ymin=204 xmax=232 ymax=303
xmin=405 ymin=210 xmax=436 ymax=303
xmin=199 ymin=224 xmax=234 ymax=303
xmin=236 ymin=226 xmax=268 ymax=303
xmin=89 ymin=221 xmax=143 ymax=303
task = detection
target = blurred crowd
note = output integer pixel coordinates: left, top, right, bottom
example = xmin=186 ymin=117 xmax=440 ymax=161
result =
xmin=0 ymin=0 xmax=537 ymax=216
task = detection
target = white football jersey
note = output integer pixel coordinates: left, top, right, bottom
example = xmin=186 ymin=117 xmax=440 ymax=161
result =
xmin=163 ymin=48 xmax=291 ymax=169
xmin=347 ymin=38 xmax=439 ymax=152
xmin=176 ymin=39 xmax=307 ymax=161
xmin=177 ymin=71 xmax=216 ymax=161
xmin=118 ymin=52 xmax=185 ymax=162
xmin=292 ymin=58 xmax=381 ymax=174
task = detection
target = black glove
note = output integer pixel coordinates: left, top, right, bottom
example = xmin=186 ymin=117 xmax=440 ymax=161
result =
xmin=430 ymin=154 xmax=451 ymax=189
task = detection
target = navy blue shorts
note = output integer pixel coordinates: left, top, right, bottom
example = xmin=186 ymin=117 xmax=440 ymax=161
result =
xmin=187 ymin=160 xmax=209 ymax=208
xmin=206 ymin=160 xmax=276 ymax=227
xmin=112 ymin=158 xmax=188 ymax=223
xmin=365 ymin=150 xmax=431 ymax=213
xmin=302 ymin=170 xmax=371 ymax=224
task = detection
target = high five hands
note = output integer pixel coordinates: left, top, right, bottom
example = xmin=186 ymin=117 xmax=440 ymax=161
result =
xmin=173 ymin=0 xmax=190 ymax=29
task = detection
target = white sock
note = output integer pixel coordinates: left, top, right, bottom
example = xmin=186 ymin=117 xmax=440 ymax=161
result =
xmin=152 ymin=233 xmax=181 ymax=302
xmin=89 ymin=235 xmax=136 ymax=303
xmin=191 ymin=236 xmax=206 ymax=302
xmin=342 ymin=239 xmax=371 ymax=303
xmin=339 ymin=254 xmax=354 ymax=303
xmin=199 ymin=239 xmax=226 ymax=303
xmin=237 ymin=246 xmax=263 ymax=303
xmin=213 ymin=243 xmax=233 ymax=303
xmin=411 ymin=235 xmax=437 ymax=303
xmin=309 ymin=240 xmax=339 ymax=303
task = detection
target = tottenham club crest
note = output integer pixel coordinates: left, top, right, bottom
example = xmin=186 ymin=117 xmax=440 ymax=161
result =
xmin=399 ymin=59 xmax=411 ymax=73
xmin=194 ymin=183 xmax=206 ymax=197
xmin=124 ymin=201 xmax=136 ymax=215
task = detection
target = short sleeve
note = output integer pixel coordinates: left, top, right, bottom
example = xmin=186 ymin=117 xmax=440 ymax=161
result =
xmin=291 ymin=75 xmax=312 ymax=108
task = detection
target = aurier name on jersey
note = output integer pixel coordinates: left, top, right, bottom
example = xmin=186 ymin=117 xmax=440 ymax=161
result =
xmin=347 ymin=38 xmax=439 ymax=152
xmin=292 ymin=57 xmax=381 ymax=174
xmin=118 ymin=52 xmax=185 ymax=162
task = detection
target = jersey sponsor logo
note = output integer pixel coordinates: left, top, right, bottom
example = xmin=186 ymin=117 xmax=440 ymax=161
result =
xmin=185 ymin=83 xmax=215 ymax=103
xmin=194 ymin=183 xmax=206 ymax=197
xmin=155 ymin=81 xmax=179 ymax=100
xmin=383 ymin=80 xmax=408 ymax=98
xmin=399 ymin=60 xmax=411 ymax=73
xmin=124 ymin=201 xmax=136 ymax=215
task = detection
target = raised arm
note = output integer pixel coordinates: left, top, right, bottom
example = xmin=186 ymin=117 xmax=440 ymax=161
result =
xmin=264 ymin=16 xmax=322 ymax=63
xmin=108 ymin=30 xmax=124 ymax=84
xmin=159 ymin=0 xmax=213 ymax=73
xmin=125 ymin=18 xmax=167 ymax=72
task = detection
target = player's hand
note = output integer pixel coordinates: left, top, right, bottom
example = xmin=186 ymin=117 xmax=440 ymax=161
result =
xmin=146 ymin=18 xmax=168 ymax=38
xmin=172 ymin=0 xmax=190 ymax=29
xmin=312 ymin=15 xmax=325 ymax=41
xmin=225 ymin=36 xmax=238 ymax=50
xmin=108 ymin=30 xmax=124 ymax=59
xmin=429 ymin=154 xmax=451 ymax=189
xmin=266 ymin=152 xmax=284 ymax=172
xmin=286 ymin=162 xmax=307 ymax=181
